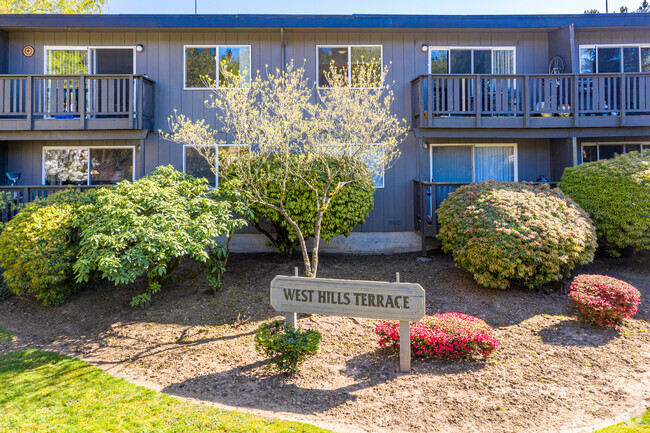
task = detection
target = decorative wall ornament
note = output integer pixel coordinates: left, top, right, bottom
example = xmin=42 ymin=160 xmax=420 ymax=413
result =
xmin=23 ymin=46 xmax=34 ymax=57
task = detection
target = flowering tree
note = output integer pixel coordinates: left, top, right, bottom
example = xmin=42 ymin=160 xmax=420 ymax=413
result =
xmin=162 ymin=61 xmax=407 ymax=277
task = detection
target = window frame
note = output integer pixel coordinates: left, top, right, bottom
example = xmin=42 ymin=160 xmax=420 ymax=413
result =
xmin=182 ymin=143 xmax=248 ymax=187
xmin=427 ymin=46 xmax=517 ymax=75
xmin=183 ymin=44 xmax=252 ymax=91
xmin=580 ymin=141 xmax=650 ymax=163
xmin=579 ymin=44 xmax=650 ymax=74
xmin=42 ymin=145 xmax=136 ymax=186
xmin=428 ymin=142 xmax=519 ymax=182
xmin=44 ymin=45 xmax=137 ymax=74
xmin=316 ymin=44 xmax=384 ymax=89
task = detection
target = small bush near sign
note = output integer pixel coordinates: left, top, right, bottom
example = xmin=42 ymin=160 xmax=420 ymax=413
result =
xmin=375 ymin=313 xmax=500 ymax=359
xmin=437 ymin=181 xmax=597 ymax=290
xmin=254 ymin=319 xmax=322 ymax=374
xmin=569 ymin=274 xmax=641 ymax=327
xmin=560 ymin=150 xmax=650 ymax=256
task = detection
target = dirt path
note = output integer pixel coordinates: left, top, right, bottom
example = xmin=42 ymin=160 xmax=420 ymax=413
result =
xmin=1 ymin=252 xmax=649 ymax=433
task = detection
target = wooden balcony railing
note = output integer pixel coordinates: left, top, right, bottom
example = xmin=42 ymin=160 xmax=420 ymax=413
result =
xmin=411 ymin=73 xmax=650 ymax=129
xmin=0 ymin=74 xmax=155 ymax=131
xmin=0 ymin=185 xmax=100 ymax=224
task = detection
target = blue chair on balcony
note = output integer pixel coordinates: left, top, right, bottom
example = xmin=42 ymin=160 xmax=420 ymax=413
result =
xmin=6 ymin=172 xmax=20 ymax=186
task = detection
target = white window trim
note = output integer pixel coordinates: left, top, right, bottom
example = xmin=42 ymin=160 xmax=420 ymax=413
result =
xmin=44 ymin=46 xmax=137 ymax=74
xmin=182 ymin=143 xmax=248 ymax=187
xmin=42 ymin=145 xmax=136 ymax=185
xmin=429 ymin=143 xmax=519 ymax=182
xmin=580 ymin=141 xmax=650 ymax=163
xmin=579 ymin=44 xmax=650 ymax=74
xmin=427 ymin=46 xmax=517 ymax=75
xmin=183 ymin=45 xmax=252 ymax=91
xmin=316 ymin=44 xmax=383 ymax=89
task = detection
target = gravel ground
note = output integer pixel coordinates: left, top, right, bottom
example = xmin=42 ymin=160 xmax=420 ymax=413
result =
xmin=0 ymin=251 xmax=648 ymax=433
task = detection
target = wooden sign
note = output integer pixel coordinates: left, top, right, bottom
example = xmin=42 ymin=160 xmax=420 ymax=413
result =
xmin=270 ymin=276 xmax=426 ymax=321
xmin=270 ymin=273 xmax=426 ymax=373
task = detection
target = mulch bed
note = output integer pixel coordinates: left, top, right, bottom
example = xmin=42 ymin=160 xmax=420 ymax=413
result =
xmin=1 ymin=251 xmax=649 ymax=433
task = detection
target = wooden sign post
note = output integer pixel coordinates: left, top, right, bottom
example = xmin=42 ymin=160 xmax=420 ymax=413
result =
xmin=270 ymin=272 xmax=425 ymax=373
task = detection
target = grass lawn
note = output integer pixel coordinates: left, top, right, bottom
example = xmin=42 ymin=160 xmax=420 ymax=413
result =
xmin=0 ymin=349 xmax=328 ymax=433
xmin=595 ymin=409 xmax=650 ymax=432
xmin=0 ymin=326 xmax=14 ymax=341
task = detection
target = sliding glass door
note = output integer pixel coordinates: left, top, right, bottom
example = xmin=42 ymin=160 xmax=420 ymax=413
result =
xmin=431 ymin=144 xmax=517 ymax=182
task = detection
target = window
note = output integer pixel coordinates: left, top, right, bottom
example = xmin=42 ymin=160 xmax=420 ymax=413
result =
xmin=43 ymin=147 xmax=134 ymax=185
xmin=430 ymin=144 xmax=517 ymax=182
xmin=183 ymin=144 xmax=247 ymax=187
xmin=317 ymin=45 xmax=382 ymax=88
xmin=581 ymin=142 xmax=650 ymax=163
xmin=44 ymin=46 xmax=136 ymax=75
xmin=184 ymin=45 xmax=251 ymax=90
xmin=579 ymin=45 xmax=650 ymax=73
xmin=429 ymin=47 xmax=516 ymax=74
xmin=319 ymin=143 xmax=385 ymax=188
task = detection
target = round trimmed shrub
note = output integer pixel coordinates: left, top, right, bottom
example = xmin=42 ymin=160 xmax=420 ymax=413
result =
xmin=560 ymin=150 xmax=650 ymax=256
xmin=569 ymin=274 xmax=641 ymax=327
xmin=0 ymin=190 xmax=93 ymax=306
xmin=375 ymin=313 xmax=500 ymax=359
xmin=437 ymin=180 xmax=597 ymax=290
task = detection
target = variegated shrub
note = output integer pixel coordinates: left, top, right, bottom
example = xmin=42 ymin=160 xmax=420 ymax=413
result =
xmin=437 ymin=181 xmax=597 ymax=290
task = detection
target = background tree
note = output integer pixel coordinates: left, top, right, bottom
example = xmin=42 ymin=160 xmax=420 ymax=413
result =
xmin=163 ymin=61 xmax=407 ymax=278
xmin=0 ymin=0 xmax=105 ymax=13
xmin=585 ymin=0 xmax=649 ymax=13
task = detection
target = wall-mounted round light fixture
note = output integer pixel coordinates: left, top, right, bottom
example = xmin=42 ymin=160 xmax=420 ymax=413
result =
xmin=136 ymin=44 xmax=144 ymax=53
xmin=420 ymin=44 xmax=429 ymax=53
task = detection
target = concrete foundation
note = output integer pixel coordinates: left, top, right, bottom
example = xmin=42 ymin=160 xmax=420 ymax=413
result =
xmin=225 ymin=231 xmax=423 ymax=254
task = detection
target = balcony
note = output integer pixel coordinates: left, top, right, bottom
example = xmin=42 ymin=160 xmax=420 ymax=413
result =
xmin=0 ymin=74 xmax=155 ymax=132
xmin=411 ymin=73 xmax=650 ymax=129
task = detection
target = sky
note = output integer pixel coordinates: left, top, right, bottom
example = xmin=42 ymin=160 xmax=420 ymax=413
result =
xmin=104 ymin=0 xmax=643 ymax=15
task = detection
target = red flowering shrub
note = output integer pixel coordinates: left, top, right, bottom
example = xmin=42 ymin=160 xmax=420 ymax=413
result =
xmin=375 ymin=313 xmax=500 ymax=359
xmin=569 ymin=274 xmax=641 ymax=327
xmin=437 ymin=181 xmax=597 ymax=290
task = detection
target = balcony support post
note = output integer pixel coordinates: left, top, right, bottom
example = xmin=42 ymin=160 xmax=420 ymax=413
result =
xmin=620 ymin=73 xmax=626 ymax=127
xmin=78 ymin=75 xmax=86 ymax=130
xmin=25 ymin=76 xmax=33 ymax=130
xmin=475 ymin=75 xmax=482 ymax=128
xmin=573 ymin=74 xmax=580 ymax=127
xmin=131 ymin=75 xmax=137 ymax=129
xmin=524 ymin=75 xmax=530 ymax=128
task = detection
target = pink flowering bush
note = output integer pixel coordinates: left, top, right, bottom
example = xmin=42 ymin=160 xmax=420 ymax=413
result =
xmin=569 ymin=274 xmax=641 ymax=327
xmin=437 ymin=181 xmax=597 ymax=290
xmin=375 ymin=313 xmax=500 ymax=359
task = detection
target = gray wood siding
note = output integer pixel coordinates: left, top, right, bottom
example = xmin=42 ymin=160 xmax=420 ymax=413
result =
xmin=5 ymin=28 xmax=553 ymax=233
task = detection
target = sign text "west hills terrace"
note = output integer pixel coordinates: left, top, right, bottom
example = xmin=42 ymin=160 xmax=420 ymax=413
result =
xmin=282 ymin=288 xmax=411 ymax=309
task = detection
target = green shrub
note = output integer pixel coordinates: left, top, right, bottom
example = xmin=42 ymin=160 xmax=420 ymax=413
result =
xmin=222 ymin=154 xmax=375 ymax=256
xmin=560 ymin=150 xmax=650 ymax=255
xmin=437 ymin=181 xmax=597 ymax=290
xmin=254 ymin=319 xmax=321 ymax=374
xmin=0 ymin=190 xmax=93 ymax=305
xmin=73 ymin=166 xmax=245 ymax=307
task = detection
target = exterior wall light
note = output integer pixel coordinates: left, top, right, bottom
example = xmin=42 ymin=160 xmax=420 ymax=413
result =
xmin=421 ymin=44 xmax=429 ymax=53
xmin=136 ymin=44 xmax=144 ymax=52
